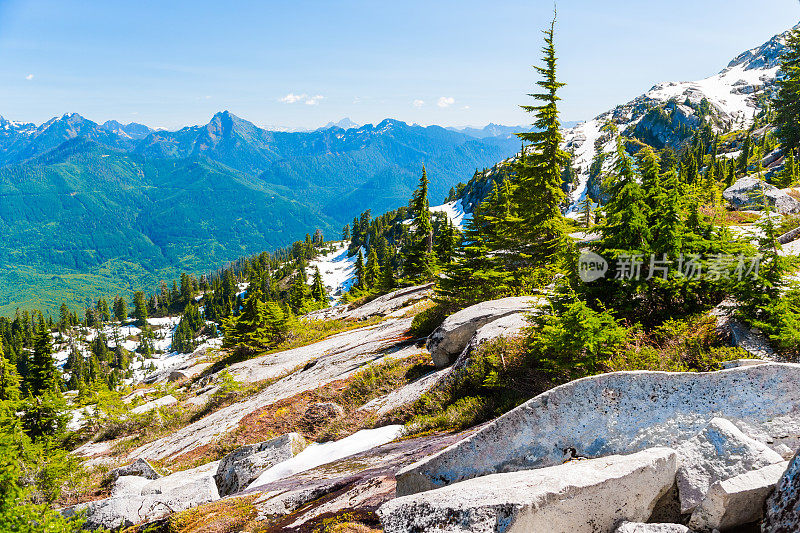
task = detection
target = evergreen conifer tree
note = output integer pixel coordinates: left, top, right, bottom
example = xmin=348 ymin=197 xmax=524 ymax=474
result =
xmin=775 ymin=150 xmax=798 ymax=188
xmin=405 ymin=166 xmax=435 ymax=280
xmin=775 ymin=27 xmax=800 ymax=156
xmin=600 ymin=141 xmax=651 ymax=252
xmin=311 ymin=267 xmax=327 ymax=302
xmin=510 ymin=11 xmax=568 ymax=266
xmin=365 ymin=248 xmax=381 ymax=289
xmin=354 ymin=249 xmax=366 ymax=289
xmin=0 ymin=344 xmax=21 ymax=402
xmin=28 ymin=326 xmax=57 ymax=397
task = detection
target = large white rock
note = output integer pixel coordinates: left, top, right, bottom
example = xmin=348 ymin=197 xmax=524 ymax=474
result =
xmin=723 ymin=175 xmax=800 ymax=214
xmin=396 ymin=364 xmax=800 ymax=496
xmin=346 ymin=283 xmax=434 ymax=320
xmin=427 ymin=297 xmax=540 ymax=368
xmin=215 ymin=433 xmax=307 ymax=496
xmin=66 ymin=465 xmax=220 ymax=530
xmin=688 ymin=461 xmax=789 ymax=531
xmin=379 ymin=448 xmax=678 ymax=533
xmin=675 ymin=417 xmax=784 ymax=513
xmin=615 ymin=522 xmax=690 ymax=533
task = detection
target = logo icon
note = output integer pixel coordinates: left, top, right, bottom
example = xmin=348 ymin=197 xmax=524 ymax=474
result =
xmin=578 ymin=251 xmax=608 ymax=282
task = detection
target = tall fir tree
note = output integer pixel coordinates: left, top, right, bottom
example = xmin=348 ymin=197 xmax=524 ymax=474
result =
xmin=354 ymin=249 xmax=366 ymax=290
xmin=311 ymin=267 xmax=327 ymax=302
xmin=0 ymin=344 xmax=21 ymax=402
xmin=405 ymin=166 xmax=435 ymax=280
xmin=775 ymin=26 xmax=800 ymax=156
xmin=600 ymin=141 xmax=651 ymax=252
xmin=28 ymin=326 xmax=58 ymax=397
xmin=364 ymin=247 xmax=382 ymax=289
xmin=510 ymin=11 xmax=569 ymax=266
xmin=775 ymin=150 xmax=798 ymax=188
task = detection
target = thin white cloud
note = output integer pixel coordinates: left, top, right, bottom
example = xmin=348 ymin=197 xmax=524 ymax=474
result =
xmin=437 ymin=96 xmax=455 ymax=108
xmin=461 ymin=105 xmax=470 ymax=110
xmin=280 ymin=92 xmax=308 ymax=104
xmin=413 ymin=99 xmax=425 ymax=108
xmin=25 ymin=74 xmax=34 ymax=81
xmin=280 ymin=93 xmax=325 ymax=105
xmin=353 ymin=96 xmax=362 ymax=104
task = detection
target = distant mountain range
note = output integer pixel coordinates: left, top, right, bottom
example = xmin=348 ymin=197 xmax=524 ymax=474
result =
xmin=0 ymin=111 xmax=526 ymax=314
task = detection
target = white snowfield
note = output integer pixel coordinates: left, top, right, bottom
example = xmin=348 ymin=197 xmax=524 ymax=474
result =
xmin=247 ymin=425 xmax=403 ymax=490
xmin=430 ymin=200 xmax=471 ymax=229
xmin=306 ymin=241 xmax=360 ymax=300
xmin=562 ymin=23 xmax=794 ymax=215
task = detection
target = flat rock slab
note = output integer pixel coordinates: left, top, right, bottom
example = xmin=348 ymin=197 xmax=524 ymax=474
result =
xmin=689 ymin=460 xmax=789 ymax=532
xmin=427 ymin=296 xmax=540 ymax=368
xmin=675 ymin=417 xmax=783 ymax=513
xmin=379 ymin=448 xmax=678 ymax=533
xmin=396 ymin=364 xmax=800 ymax=496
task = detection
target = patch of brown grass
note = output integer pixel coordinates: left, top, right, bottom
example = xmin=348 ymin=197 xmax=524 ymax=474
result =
xmin=167 ymin=495 xmax=259 ymax=533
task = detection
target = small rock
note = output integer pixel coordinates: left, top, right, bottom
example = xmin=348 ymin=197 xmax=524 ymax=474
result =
xmin=615 ymin=522 xmax=690 ymax=532
xmin=215 ymin=433 xmax=307 ymax=496
xmin=688 ymin=461 xmax=788 ymax=531
xmin=300 ymin=402 xmax=345 ymax=431
xmin=675 ymin=418 xmax=784 ymax=513
xmin=109 ymin=458 xmax=161 ymax=481
xmin=720 ymin=358 xmax=765 ymax=370
xmin=110 ymin=475 xmax=151 ymax=497
xmin=130 ymin=394 xmax=177 ymax=415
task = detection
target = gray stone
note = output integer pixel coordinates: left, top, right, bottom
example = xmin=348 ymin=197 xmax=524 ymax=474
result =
xmin=427 ymin=296 xmax=540 ymax=368
xmin=688 ymin=461 xmax=788 ymax=531
xmin=675 ymin=417 xmax=783 ymax=513
xmin=720 ymin=358 xmax=766 ymax=369
xmin=762 ymin=447 xmax=800 ymax=531
xmin=723 ymin=176 xmax=800 ymax=214
xmin=379 ymin=448 xmax=678 ymax=533
xmin=396 ymin=363 xmax=800 ymax=497
xmin=66 ymin=470 xmax=219 ymax=530
xmin=110 ymin=475 xmax=151 ymax=497
xmin=109 ymin=458 xmax=161 ymax=481
xmin=615 ymin=522 xmax=690 ymax=533
xmin=215 ymin=433 xmax=307 ymax=496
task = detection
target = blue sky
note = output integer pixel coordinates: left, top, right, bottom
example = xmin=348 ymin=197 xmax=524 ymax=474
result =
xmin=0 ymin=0 xmax=799 ymax=130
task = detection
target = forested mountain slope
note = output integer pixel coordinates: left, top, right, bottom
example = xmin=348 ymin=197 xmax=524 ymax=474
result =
xmin=0 ymin=112 xmax=522 ymax=315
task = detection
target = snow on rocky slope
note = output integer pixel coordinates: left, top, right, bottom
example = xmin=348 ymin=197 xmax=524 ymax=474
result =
xmin=560 ymin=22 xmax=797 ymax=214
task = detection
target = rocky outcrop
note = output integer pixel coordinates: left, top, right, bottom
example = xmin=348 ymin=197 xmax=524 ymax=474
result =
xmin=379 ymin=448 xmax=678 ymax=533
xmin=65 ymin=461 xmax=220 ymax=530
xmin=723 ymin=176 xmax=800 ymax=214
xmin=762 ymin=446 xmax=800 ymax=531
xmin=130 ymin=394 xmax=177 ymax=415
xmin=675 ymin=417 xmax=783 ymax=513
xmin=215 ymin=433 xmax=307 ymax=496
xmin=109 ymin=458 xmax=160 ymax=481
xmin=396 ymin=364 xmax=800 ymax=496
xmin=345 ymin=283 xmax=434 ymax=320
xmin=688 ymin=460 xmax=788 ymax=531
xmin=132 ymin=317 xmax=420 ymax=460
xmin=427 ymin=296 xmax=541 ymax=368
